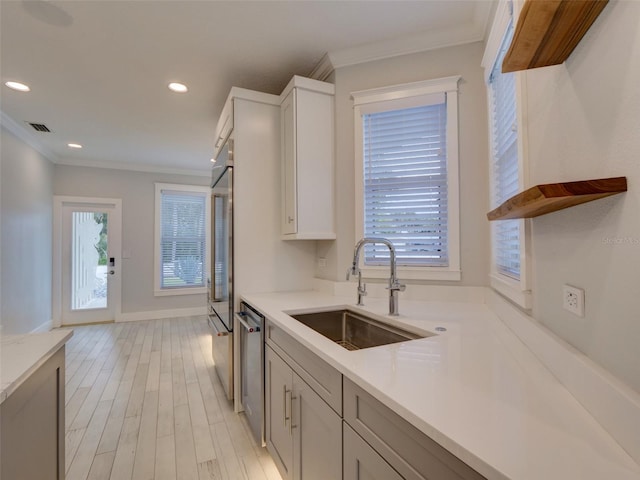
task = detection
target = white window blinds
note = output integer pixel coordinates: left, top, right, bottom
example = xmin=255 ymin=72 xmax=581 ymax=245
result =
xmin=489 ymin=22 xmax=520 ymax=280
xmin=160 ymin=190 xmax=207 ymax=288
xmin=362 ymin=95 xmax=448 ymax=267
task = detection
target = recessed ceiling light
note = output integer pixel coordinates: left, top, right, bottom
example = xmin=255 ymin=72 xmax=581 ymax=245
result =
xmin=210 ymin=158 xmax=216 ymax=163
xmin=168 ymin=82 xmax=188 ymax=93
xmin=5 ymin=81 xmax=30 ymax=92
xmin=68 ymin=143 xmax=83 ymax=149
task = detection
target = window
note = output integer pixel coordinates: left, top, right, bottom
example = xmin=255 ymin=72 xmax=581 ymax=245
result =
xmin=353 ymin=76 xmax=461 ymax=281
xmin=154 ymin=183 xmax=210 ymax=296
xmin=483 ymin=0 xmax=531 ymax=308
xmin=489 ymin=23 xmax=520 ymax=279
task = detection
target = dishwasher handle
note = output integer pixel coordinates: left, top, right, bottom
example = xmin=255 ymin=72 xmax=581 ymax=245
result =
xmin=235 ymin=312 xmax=260 ymax=333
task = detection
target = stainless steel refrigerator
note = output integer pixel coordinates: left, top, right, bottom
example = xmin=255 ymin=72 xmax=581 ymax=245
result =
xmin=208 ymin=137 xmax=234 ymax=401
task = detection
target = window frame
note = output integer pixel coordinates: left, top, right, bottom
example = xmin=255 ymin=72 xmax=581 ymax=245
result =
xmin=482 ymin=0 xmax=532 ymax=309
xmin=154 ymin=183 xmax=211 ymax=297
xmin=352 ymin=76 xmax=461 ymax=281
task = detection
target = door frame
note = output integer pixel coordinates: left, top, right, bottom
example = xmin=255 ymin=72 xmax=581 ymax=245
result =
xmin=53 ymin=196 xmax=122 ymax=327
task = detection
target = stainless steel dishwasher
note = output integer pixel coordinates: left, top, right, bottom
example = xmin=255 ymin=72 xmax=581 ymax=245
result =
xmin=236 ymin=301 xmax=265 ymax=446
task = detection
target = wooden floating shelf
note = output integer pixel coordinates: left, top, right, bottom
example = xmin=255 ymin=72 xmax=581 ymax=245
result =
xmin=502 ymin=0 xmax=609 ymax=73
xmin=487 ymin=177 xmax=627 ymax=221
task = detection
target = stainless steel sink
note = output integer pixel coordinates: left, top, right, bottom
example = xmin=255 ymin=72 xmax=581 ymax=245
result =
xmin=289 ymin=309 xmax=429 ymax=351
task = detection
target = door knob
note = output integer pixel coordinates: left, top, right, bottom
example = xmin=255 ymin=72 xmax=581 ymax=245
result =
xmin=109 ymin=270 xmax=115 ymax=275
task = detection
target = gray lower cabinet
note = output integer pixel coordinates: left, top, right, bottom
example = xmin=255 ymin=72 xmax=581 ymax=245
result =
xmin=262 ymin=316 xmax=485 ymax=480
xmin=0 ymin=346 xmax=65 ymax=480
xmin=344 ymin=378 xmax=486 ymax=480
xmin=266 ymin=345 xmax=294 ymax=479
xmin=344 ymin=423 xmax=404 ymax=480
xmin=265 ymin=345 xmax=342 ymax=480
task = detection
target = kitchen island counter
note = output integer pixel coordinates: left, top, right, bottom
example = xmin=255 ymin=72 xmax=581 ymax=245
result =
xmin=1 ymin=329 xmax=73 ymax=404
xmin=243 ymin=290 xmax=640 ymax=480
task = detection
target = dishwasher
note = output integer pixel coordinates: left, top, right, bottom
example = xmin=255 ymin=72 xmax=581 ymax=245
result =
xmin=236 ymin=301 xmax=265 ymax=446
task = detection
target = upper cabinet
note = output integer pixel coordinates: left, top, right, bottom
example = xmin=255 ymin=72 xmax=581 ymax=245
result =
xmin=502 ymin=0 xmax=609 ymax=73
xmin=213 ymin=95 xmax=234 ymax=160
xmin=280 ymin=76 xmax=336 ymax=240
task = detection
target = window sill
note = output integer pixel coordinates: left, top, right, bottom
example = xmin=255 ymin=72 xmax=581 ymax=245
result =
xmin=360 ymin=266 xmax=461 ymax=282
xmin=154 ymin=287 xmax=206 ymax=297
xmin=490 ymin=273 xmax=531 ymax=310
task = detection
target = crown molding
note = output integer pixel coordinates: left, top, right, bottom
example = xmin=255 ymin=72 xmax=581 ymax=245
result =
xmin=54 ymin=156 xmax=211 ymax=178
xmin=0 ymin=110 xmax=59 ymax=163
xmin=310 ymin=1 xmax=494 ymax=77
xmin=308 ymin=53 xmax=335 ymax=81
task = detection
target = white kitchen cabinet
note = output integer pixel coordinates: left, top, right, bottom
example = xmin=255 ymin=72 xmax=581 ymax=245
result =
xmin=213 ymin=97 xmax=233 ymax=159
xmin=280 ymin=76 xmax=335 ymax=240
xmin=265 ymin=336 xmax=342 ymax=480
xmin=211 ymin=87 xmax=318 ymax=409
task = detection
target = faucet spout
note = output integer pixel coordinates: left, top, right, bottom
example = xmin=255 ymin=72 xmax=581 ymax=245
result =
xmin=349 ymin=237 xmax=405 ymax=315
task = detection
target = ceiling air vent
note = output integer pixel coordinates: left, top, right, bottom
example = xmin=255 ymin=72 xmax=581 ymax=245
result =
xmin=28 ymin=122 xmax=51 ymax=132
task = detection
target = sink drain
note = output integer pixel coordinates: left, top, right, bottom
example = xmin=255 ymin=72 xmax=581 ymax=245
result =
xmin=336 ymin=340 xmax=360 ymax=351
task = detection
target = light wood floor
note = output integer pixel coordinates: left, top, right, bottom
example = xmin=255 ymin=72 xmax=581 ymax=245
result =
xmin=62 ymin=316 xmax=282 ymax=480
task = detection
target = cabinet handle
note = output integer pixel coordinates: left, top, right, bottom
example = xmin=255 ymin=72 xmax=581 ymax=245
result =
xmin=283 ymin=386 xmax=289 ymax=427
xmin=287 ymin=216 xmax=294 ymax=224
xmin=289 ymin=390 xmax=297 ymax=436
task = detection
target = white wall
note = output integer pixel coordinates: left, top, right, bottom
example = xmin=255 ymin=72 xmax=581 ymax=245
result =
xmin=523 ymin=1 xmax=640 ymax=392
xmin=53 ymin=164 xmax=209 ymax=317
xmin=1 ymin=127 xmax=54 ymax=334
xmin=318 ymin=42 xmax=490 ymax=286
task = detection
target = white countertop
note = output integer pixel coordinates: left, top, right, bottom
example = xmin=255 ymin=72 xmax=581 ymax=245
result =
xmin=242 ymin=290 xmax=640 ymax=480
xmin=0 ymin=329 xmax=73 ymax=404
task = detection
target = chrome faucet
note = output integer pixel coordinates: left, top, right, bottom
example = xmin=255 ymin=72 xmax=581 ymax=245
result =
xmin=346 ymin=237 xmax=406 ymax=316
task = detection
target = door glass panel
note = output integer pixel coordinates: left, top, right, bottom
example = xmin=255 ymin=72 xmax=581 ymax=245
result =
xmin=71 ymin=211 xmax=108 ymax=310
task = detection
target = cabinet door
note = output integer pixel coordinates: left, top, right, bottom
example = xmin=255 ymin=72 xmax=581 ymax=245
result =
xmin=293 ymin=373 xmax=342 ymax=480
xmin=281 ymin=89 xmax=297 ymax=235
xmin=344 ymin=424 xmax=404 ymax=480
xmin=266 ymin=346 xmax=294 ymax=480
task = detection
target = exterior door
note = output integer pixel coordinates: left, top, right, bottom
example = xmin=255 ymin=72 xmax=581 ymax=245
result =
xmin=54 ymin=197 xmax=121 ymax=325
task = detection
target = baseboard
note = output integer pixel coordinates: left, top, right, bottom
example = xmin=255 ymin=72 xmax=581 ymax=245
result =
xmin=116 ymin=306 xmax=207 ymax=323
xmin=488 ymin=290 xmax=640 ymax=464
xmin=30 ymin=319 xmax=53 ymax=334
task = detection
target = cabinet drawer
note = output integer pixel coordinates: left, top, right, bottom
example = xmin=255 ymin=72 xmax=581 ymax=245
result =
xmin=344 ymin=424 xmax=404 ymax=480
xmin=344 ymin=378 xmax=485 ymax=480
xmin=267 ymin=320 xmax=342 ymax=415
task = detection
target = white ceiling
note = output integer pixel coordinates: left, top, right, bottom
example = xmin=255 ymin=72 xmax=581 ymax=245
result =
xmin=1 ymin=0 xmax=493 ymax=176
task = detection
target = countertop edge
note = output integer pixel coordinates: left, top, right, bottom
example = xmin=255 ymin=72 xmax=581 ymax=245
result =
xmin=0 ymin=329 xmax=73 ymax=405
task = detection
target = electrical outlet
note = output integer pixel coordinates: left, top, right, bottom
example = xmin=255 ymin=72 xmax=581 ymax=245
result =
xmin=563 ymin=284 xmax=585 ymax=317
